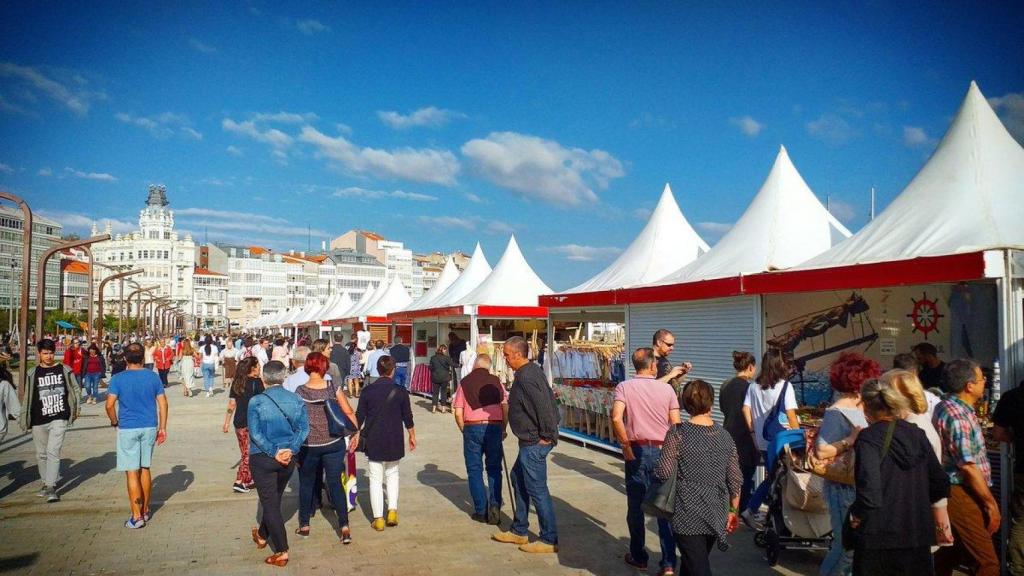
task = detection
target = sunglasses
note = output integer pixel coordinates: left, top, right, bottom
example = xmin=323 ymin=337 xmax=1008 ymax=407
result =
xmin=660 ymin=341 xmax=675 ymax=347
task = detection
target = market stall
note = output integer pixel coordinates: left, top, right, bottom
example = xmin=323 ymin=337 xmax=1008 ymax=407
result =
xmin=328 ymin=277 xmax=413 ymax=345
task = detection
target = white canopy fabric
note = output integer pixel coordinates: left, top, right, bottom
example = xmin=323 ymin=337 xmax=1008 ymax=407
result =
xmin=654 ymin=145 xmax=851 ymax=284
xmin=461 ymin=235 xmax=552 ymax=306
xmin=563 ymin=183 xmax=709 ymax=293
xmin=279 ymin=303 xmax=313 ymax=328
xmin=334 ymin=283 xmax=379 ymax=320
xmin=359 ymin=277 xmax=413 ymax=317
xmin=404 ymin=257 xmax=461 ymax=311
xmin=425 ymin=243 xmax=493 ymax=309
xmin=301 ymin=295 xmax=337 ymax=325
xmin=799 ymin=81 xmax=1024 ymax=270
xmin=322 ymin=292 xmax=354 ymax=322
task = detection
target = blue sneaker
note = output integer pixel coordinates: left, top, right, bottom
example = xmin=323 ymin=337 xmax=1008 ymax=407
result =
xmin=124 ymin=517 xmax=146 ymax=529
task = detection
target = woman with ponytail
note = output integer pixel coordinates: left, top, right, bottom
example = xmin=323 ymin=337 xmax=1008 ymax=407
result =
xmin=222 ymin=356 xmax=263 ymax=493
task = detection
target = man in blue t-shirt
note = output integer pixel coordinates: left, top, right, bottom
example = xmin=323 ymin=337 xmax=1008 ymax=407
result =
xmin=105 ymin=342 xmax=168 ymax=529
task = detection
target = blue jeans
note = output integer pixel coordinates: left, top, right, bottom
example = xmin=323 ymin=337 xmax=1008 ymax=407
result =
xmin=394 ymin=365 xmax=409 ymax=390
xmin=83 ymin=373 xmax=102 ymax=399
xmin=820 ymin=482 xmax=856 ymax=576
xmin=747 ymin=450 xmax=770 ymax=513
xmin=201 ymin=364 xmax=216 ymax=391
xmin=511 ymin=442 xmax=558 ymax=545
xmin=463 ymin=424 xmax=504 ymax=515
xmin=625 ymin=445 xmax=676 ymax=569
xmin=739 ymin=462 xmax=757 ymax=512
xmin=297 ymin=442 xmax=349 ymax=528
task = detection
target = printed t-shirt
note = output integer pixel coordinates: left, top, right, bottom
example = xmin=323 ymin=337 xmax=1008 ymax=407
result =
xmin=108 ymin=369 xmax=165 ymax=429
xmin=32 ymin=364 xmax=70 ymax=425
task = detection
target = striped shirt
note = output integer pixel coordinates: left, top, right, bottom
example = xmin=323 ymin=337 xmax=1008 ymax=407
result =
xmin=932 ymin=394 xmax=991 ymax=486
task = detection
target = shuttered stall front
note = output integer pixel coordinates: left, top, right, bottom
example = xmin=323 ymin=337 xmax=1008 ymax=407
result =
xmin=627 ymin=296 xmax=763 ymax=422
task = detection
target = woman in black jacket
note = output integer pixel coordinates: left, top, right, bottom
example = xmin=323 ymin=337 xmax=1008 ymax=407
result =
xmin=429 ymin=344 xmax=454 ymax=414
xmin=848 ymin=378 xmax=949 ymax=576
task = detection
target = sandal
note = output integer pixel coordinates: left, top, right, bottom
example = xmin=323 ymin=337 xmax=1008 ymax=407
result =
xmin=252 ymin=527 xmax=267 ymax=549
xmin=294 ymin=526 xmax=310 ymax=537
xmin=264 ymin=552 xmax=288 ymax=567
xmin=341 ymin=527 xmax=352 ymax=545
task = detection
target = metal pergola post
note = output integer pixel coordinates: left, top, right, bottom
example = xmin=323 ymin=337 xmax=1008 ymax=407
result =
xmin=97 ymin=269 xmax=141 ymax=343
xmin=0 ymin=191 xmax=32 ymax=394
xmin=34 ymin=235 xmax=110 ymax=346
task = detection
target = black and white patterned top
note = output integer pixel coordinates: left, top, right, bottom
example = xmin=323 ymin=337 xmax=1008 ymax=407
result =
xmin=654 ymin=421 xmax=742 ymax=549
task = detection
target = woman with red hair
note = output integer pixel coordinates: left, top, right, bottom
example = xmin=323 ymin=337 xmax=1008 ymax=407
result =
xmin=814 ymin=352 xmax=881 ymax=576
xmin=295 ymin=352 xmax=358 ymax=544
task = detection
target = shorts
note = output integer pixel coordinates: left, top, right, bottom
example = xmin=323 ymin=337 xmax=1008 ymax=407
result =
xmin=117 ymin=427 xmax=158 ymax=471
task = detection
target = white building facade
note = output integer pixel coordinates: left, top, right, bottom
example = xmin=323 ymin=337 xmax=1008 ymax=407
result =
xmin=0 ymin=205 xmax=63 ymax=315
xmin=192 ymin=268 xmax=229 ymax=329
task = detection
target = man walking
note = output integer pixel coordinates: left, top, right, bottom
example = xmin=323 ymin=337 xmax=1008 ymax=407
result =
xmin=364 ymin=339 xmax=388 ymax=386
xmin=20 ymin=338 xmax=81 ymax=502
xmin=453 ymin=354 xmax=508 ymax=525
xmin=652 ymin=329 xmax=690 ymax=386
xmin=389 ymin=337 xmax=411 ymax=390
xmin=611 ymin=348 xmax=681 ymax=575
xmin=933 ymin=359 xmax=1001 ymax=576
xmin=105 ymin=342 xmax=168 ymax=528
xmin=492 ymin=336 xmax=560 ymax=553
xmin=330 ymin=333 xmax=351 ymax=383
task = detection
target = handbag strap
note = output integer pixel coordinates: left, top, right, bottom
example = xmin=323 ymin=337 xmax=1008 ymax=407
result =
xmin=262 ymin=389 xmax=297 ymax=434
xmin=360 ymin=385 xmax=399 ymax=437
xmin=769 ymin=380 xmax=790 ymax=422
xmin=880 ymin=419 xmax=897 ymax=459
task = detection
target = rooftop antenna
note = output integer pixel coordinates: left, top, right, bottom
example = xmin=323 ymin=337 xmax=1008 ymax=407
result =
xmin=870 ymin=186 xmax=876 ymax=221
xmin=826 ymin=194 xmax=832 ymax=213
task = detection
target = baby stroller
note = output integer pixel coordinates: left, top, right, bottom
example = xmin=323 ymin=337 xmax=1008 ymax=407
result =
xmin=753 ymin=429 xmax=833 ymax=566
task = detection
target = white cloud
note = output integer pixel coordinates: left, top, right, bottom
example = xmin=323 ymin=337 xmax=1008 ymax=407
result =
xmin=989 ymin=92 xmax=1024 ymax=144
xmin=37 ymin=167 xmax=52 ymax=176
xmin=181 ymin=127 xmax=204 ymax=141
xmin=188 ymin=38 xmax=218 ymax=54
xmin=64 ymin=167 xmax=116 ymax=182
xmin=176 ymin=207 xmax=329 ymax=242
xmin=251 ymin=111 xmax=319 ymax=124
xmin=461 ymin=131 xmax=625 ymax=206
xmin=117 ymin=111 xmax=202 ymax=140
xmin=226 ymin=145 xmax=244 ymax=157
xmin=223 ymin=118 xmax=294 ymax=162
xmin=37 ymin=210 xmax=135 ymax=235
xmin=827 ymin=198 xmax=858 ymax=223
xmin=0 ymin=162 xmax=13 ymax=174
xmin=540 ymin=244 xmax=623 ymax=262
xmin=632 ymin=207 xmax=652 ymax=220
xmin=696 ymin=221 xmax=733 ymax=234
xmin=377 ymin=106 xmax=464 ymax=129
xmin=806 ymin=113 xmax=857 ymax=145
xmin=295 ymin=19 xmax=330 ymax=35
xmin=0 ymin=62 xmax=100 ymax=115
xmin=902 ymin=126 xmax=936 ymax=149
xmin=464 ymin=192 xmax=483 ymax=203
xmin=333 ymin=186 xmax=437 ymax=202
xmin=175 ymin=207 xmax=289 ymax=224
xmin=300 ymin=125 xmax=460 ymax=186
xmin=487 ymin=220 xmax=515 ymax=235
xmin=729 ymin=115 xmax=765 ymax=137
xmin=417 ymin=215 xmax=476 ymax=231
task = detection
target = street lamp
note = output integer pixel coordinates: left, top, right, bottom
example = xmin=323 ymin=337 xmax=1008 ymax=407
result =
xmin=0 ymin=191 xmax=33 ymax=395
xmin=34 ymin=234 xmax=110 ymax=342
xmin=127 ymin=286 xmax=159 ymax=334
xmin=97 ymin=269 xmax=141 ymax=342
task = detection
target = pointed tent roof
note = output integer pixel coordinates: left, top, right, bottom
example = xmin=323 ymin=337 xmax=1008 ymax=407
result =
xmin=344 ymin=280 xmax=388 ymax=319
xmin=564 ymin=183 xmax=710 ymax=293
xmin=289 ymin=301 xmax=321 ymax=327
xmin=405 ymin=256 xmax=461 ymax=311
xmin=360 ymin=277 xmax=413 ymax=317
xmin=799 ymin=81 xmax=1024 ymax=270
xmin=278 ymin=304 xmax=311 ymax=327
xmin=425 ymin=243 xmax=493 ymax=308
xmin=322 ymin=292 xmax=355 ymax=322
xmin=461 ymin=235 xmax=552 ymax=306
xmin=300 ymin=295 xmax=337 ymax=325
xmin=654 ymin=146 xmax=851 ymax=285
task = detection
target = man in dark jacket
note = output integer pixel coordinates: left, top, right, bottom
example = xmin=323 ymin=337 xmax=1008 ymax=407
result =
xmin=330 ymin=334 xmax=350 ymax=382
xmin=389 ymin=336 xmax=411 ymax=390
xmin=491 ymin=336 xmax=559 ymax=554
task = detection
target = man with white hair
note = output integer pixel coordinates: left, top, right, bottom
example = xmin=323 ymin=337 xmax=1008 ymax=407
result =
xmin=283 ymin=346 xmax=312 ymax=393
xmin=453 ymin=354 xmax=508 ymax=525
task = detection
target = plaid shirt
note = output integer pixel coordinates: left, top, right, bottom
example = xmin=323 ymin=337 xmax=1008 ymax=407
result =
xmin=933 ymin=394 xmax=991 ymax=486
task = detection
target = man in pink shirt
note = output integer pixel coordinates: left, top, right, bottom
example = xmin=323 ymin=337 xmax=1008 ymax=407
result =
xmin=611 ymin=348 xmax=682 ymax=576
xmin=453 ymin=354 xmax=508 ymax=526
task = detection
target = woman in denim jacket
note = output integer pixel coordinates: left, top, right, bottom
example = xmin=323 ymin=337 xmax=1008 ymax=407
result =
xmin=247 ymin=360 xmax=309 ymax=567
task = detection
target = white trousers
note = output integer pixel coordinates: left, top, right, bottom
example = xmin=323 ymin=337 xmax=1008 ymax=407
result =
xmin=367 ymin=460 xmax=400 ymax=518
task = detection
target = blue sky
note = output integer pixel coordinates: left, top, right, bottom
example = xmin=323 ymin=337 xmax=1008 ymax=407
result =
xmin=1 ymin=2 xmax=1022 ymax=290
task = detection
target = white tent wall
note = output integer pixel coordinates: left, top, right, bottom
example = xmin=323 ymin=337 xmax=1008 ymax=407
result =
xmin=626 ymin=297 xmax=763 ymax=423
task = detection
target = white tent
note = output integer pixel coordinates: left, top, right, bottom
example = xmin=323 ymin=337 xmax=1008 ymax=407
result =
xmin=798 ymin=81 xmax=1024 ymax=269
xmin=564 ymin=183 xmax=709 ymax=293
xmin=358 ymin=277 xmax=414 ymax=317
xmin=654 ymin=145 xmax=851 ymax=284
xmin=461 ymin=235 xmax=552 ymax=306
xmin=300 ymin=294 xmax=338 ymax=326
xmin=276 ymin=304 xmax=309 ymax=329
xmin=328 ymin=284 xmax=377 ymax=321
xmin=423 ymin=243 xmax=493 ymax=309
xmin=321 ymin=292 xmax=354 ymax=322
xmin=344 ymin=280 xmax=390 ymax=319
xmin=404 ymin=257 xmax=461 ymax=311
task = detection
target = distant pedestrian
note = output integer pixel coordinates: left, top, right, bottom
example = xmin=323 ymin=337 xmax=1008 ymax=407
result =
xmin=492 ymin=336 xmax=560 ymax=554
xmin=80 ymin=344 xmax=107 ymax=405
xmin=430 ymin=344 xmax=454 ymax=413
xmin=364 ymin=340 xmax=389 ymax=386
xmin=178 ymin=339 xmax=198 ymax=397
xmin=200 ymin=335 xmax=220 ymax=397
xmin=223 ymin=357 xmax=263 ymax=493
xmin=346 ymin=342 xmax=363 ymax=398
xmin=271 ymin=338 xmax=290 ymax=364
xmin=110 ymin=344 xmax=127 ymax=376
xmin=143 ymin=339 xmax=155 ymax=371
xmin=330 ymin=334 xmax=351 ymax=383
xmin=153 ymin=339 xmax=174 ymax=390
xmin=247 ymin=361 xmax=309 ymax=567
xmin=221 ymin=339 xmax=238 ymax=383
xmin=453 ymin=354 xmax=507 ymax=525
xmin=310 ymin=339 xmax=342 ymax=384
xmin=0 ymin=356 xmax=21 ymax=444
xmin=352 ymin=355 xmax=416 ymax=532
xmin=389 ymin=337 xmax=411 ymax=390
xmin=64 ymin=339 xmax=84 ymax=377
xmin=105 ymin=342 xmax=168 ymax=529
xmin=282 ymin=347 xmax=312 ymax=393
xmin=611 ymin=347 xmax=680 ymax=575
xmin=20 ymin=338 xmax=82 ymax=503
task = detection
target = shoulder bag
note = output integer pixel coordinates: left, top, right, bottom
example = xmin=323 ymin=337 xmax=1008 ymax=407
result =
xmin=323 ymin=381 xmax=358 ymax=437
xmin=641 ymin=426 xmax=679 ymax=519
xmin=356 ymin=386 xmax=399 ymax=453
xmin=842 ymin=419 xmax=897 ymax=550
xmin=761 ymin=381 xmax=792 ymax=444
xmin=807 ymin=411 xmax=856 ymax=485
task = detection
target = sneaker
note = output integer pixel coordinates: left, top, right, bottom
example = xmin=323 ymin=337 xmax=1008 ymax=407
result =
xmin=741 ymin=509 xmax=763 ymax=531
xmin=519 ymin=541 xmax=558 ymax=554
xmin=371 ymin=518 xmax=386 ymax=532
xmin=657 ymin=568 xmax=675 ymax=576
xmin=491 ymin=531 xmax=529 ymax=545
xmin=385 ymin=509 xmax=398 ymax=527
xmin=36 ymin=485 xmax=49 ymax=498
xmin=233 ymin=482 xmax=250 ymax=493
xmin=124 ymin=517 xmax=146 ymax=529
xmin=46 ymin=488 xmax=60 ymax=503
xmin=206 ymin=391 xmax=212 ymax=398
xmin=487 ymin=506 xmax=501 ymax=525
xmin=624 ymin=553 xmax=648 ymax=570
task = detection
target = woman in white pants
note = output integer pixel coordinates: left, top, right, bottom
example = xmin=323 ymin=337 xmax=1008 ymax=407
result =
xmin=350 ymin=356 xmax=416 ymax=531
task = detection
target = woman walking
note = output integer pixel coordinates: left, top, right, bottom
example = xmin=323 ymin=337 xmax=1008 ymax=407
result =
xmin=295 ymin=352 xmax=359 ymax=544
xmin=200 ymin=335 xmax=220 ymax=398
xmin=813 ymin=353 xmax=878 ymax=576
xmin=178 ymin=339 xmax=198 ymax=397
xmin=221 ymin=339 xmax=239 ymax=386
xmin=143 ymin=338 xmax=156 ymax=371
xmin=654 ymin=380 xmax=742 ymax=576
xmin=429 ymin=344 xmax=454 ymax=413
xmin=346 ymin=341 xmax=362 ymax=398
xmin=719 ymin=351 xmax=759 ymax=516
xmin=153 ymin=338 xmax=174 ymax=389
xmin=247 ymin=360 xmax=309 ymax=567
xmin=0 ymin=355 xmax=21 ymax=444
xmin=80 ymin=344 xmax=107 ymax=405
xmin=223 ymin=357 xmax=263 ymax=493
xmin=848 ymin=378 xmax=949 ymax=575
xmin=351 ymin=355 xmax=416 ymax=531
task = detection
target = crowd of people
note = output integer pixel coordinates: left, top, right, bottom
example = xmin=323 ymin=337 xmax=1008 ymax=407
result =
xmin=2 ymin=325 xmax=1020 ymax=575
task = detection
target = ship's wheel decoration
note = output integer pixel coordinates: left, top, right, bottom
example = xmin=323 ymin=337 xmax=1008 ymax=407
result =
xmin=907 ymin=292 xmax=943 ymax=339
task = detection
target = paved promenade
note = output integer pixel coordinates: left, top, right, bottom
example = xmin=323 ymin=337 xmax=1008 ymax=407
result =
xmin=0 ymin=372 xmax=821 ymax=575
